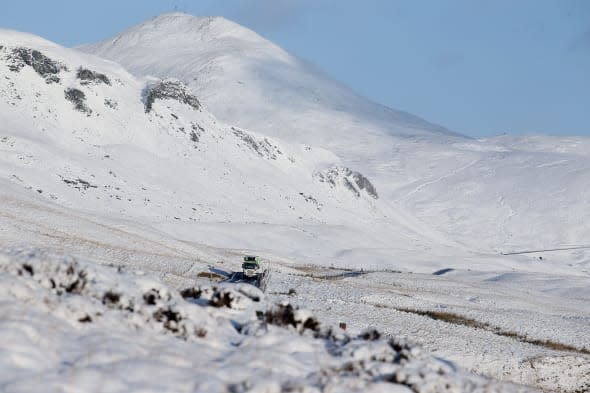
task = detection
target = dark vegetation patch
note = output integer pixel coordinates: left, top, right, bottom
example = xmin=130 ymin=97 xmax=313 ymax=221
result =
xmin=17 ymin=259 xmax=89 ymax=296
xmin=76 ymin=67 xmax=111 ymax=85
xmin=143 ymin=291 xmax=158 ymax=305
xmin=269 ymin=288 xmax=297 ymax=296
xmin=396 ymin=307 xmax=590 ymax=355
xmin=299 ymin=192 xmax=323 ymax=210
xmin=78 ymin=315 xmax=92 ymax=323
xmin=316 ymin=332 xmax=430 ymax=392
xmin=180 ymin=285 xmax=255 ymax=308
xmin=358 ymin=328 xmax=381 ymax=341
xmin=260 ymin=303 xmax=320 ymax=333
xmin=289 ymin=270 xmax=370 ymax=281
xmin=196 ymin=271 xmax=227 ymax=281
xmin=209 ymin=290 xmax=235 ymax=308
xmin=143 ymin=288 xmax=170 ymax=305
xmin=61 ymin=177 xmax=97 ymax=191
xmin=64 ymin=88 xmax=92 ymax=115
xmin=22 ymin=263 xmax=34 ymax=275
xmin=7 ymin=47 xmax=67 ymax=83
xmin=189 ymin=122 xmax=204 ymax=144
xmin=180 ymin=287 xmax=202 ymax=300
xmin=195 ymin=327 xmax=207 ymax=338
xmin=153 ymin=307 xmax=183 ymax=333
xmin=104 ymin=98 xmax=118 ymax=109
xmin=143 ymin=79 xmax=200 ymax=113
xmin=10 ymin=255 xmax=214 ymax=340
xmin=102 ymin=290 xmax=121 ymax=306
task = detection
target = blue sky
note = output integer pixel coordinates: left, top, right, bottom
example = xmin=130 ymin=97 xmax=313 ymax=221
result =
xmin=1 ymin=0 xmax=588 ymax=137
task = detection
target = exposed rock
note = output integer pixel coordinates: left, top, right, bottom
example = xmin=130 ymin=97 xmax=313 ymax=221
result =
xmin=143 ymin=79 xmax=200 ymax=113
xmin=7 ymin=47 xmax=67 ymax=83
xmin=61 ymin=176 xmax=97 ymax=191
xmin=351 ymin=171 xmax=378 ymax=199
xmin=190 ymin=122 xmax=204 ymax=144
xmin=76 ymin=67 xmax=111 ymax=85
xmin=231 ymin=127 xmax=282 ymax=160
xmin=299 ymin=192 xmax=323 ymax=210
xmin=315 ymin=166 xmax=378 ymax=199
xmin=104 ymin=98 xmax=118 ymax=110
xmin=64 ymin=88 xmax=92 ymax=115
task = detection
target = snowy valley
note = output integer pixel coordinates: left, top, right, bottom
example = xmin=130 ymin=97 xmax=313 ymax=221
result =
xmin=0 ymin=14 xmax=589 ymax=393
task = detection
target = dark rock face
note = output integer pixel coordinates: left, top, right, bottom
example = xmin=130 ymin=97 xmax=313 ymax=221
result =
xmin=61 ymin=177 xmax=98 ymax=191
xmin=104 ymin=98 xmax=118 ymax=110
xmin=315 ymin=166 xmax=379 ymax=199
xmin=351 ymin=171 xmax=379 ymax=199
xmin=64 ymin=88 xmax=92 ymax=115
xmin=231 ymin=127 xmax=282 ymax=160
xmin=7 ymin=47 xmax=67 ymax=83
xmin=143 ymin=79 xmax=201 ymax=113
xmin=76 ymin=67 xmax=111 ymax=85
xmin=189 ymin=122 xmax=204 ymax=144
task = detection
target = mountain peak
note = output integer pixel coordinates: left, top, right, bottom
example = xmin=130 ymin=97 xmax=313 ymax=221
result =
xmin=104 ymin=12 xmax=270 ymax=48
xmin=142 ymin=13 xmax=235 ymax=32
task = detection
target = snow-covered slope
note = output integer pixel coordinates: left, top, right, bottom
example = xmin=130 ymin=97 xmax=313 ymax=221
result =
xmin=0 ymin=27 xmax=468 ymax=270
xmin=2 ymin=25 xmax=590 ymax=392
xmin=0 ymin=249 xmax=538 ymax=393
xmin=81 ymin=13 xmax=463 ymax=153
xmin=81 ymin=13 xmax=590 ymax=261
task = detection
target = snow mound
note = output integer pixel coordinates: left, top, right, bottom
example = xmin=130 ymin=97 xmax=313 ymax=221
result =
xmin=0 ymin=249 xmax=535 ymax=392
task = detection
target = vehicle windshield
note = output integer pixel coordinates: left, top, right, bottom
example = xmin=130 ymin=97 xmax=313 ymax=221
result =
xmin=243 ymin=262 xmax=258 ymax=270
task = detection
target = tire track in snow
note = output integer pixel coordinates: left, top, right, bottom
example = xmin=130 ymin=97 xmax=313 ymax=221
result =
xmin=395 ymin=159 xmax=479 ymax=203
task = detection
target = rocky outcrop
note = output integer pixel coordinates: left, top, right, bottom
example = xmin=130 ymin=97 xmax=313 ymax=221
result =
xmin=76 ymin=67 xmax=111 ymax=85
xmin=143 ymin=79 xmax=200 ymax=113
xmin=5 ymin=47 xmax=67 ymax=83
xmin=315 ymin=166 xmax=378 ymax=199
xmin=64 ymin=88 xmax=92 ymax=115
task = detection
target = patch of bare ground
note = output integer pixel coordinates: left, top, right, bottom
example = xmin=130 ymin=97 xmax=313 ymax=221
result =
xmin=288 ymin=270 xmax=370 ymax=281
xmin=388 ymin=306 xmax=590 ymax=355
xmin=196 ymin=271 xmax=226 ymax=281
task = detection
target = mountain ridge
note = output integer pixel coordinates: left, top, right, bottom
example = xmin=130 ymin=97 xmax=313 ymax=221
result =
xmin=2 ymin=27 xmax=468 ymax=272
xmin=81 ymin=13 xmax=465 ymax=149
xmin=1 ymin=19 xmax=590 ymax=393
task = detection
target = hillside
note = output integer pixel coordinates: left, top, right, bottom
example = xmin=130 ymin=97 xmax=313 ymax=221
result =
xmin=80 ymin=13 xmax=462 ymax=150
xmin=81 ymin=13 xmax=590 ymax=264
xmin=0 ymin=27 xmax=469 ymax=272
xmin=1 ymin=20 xmax=590 ymax=392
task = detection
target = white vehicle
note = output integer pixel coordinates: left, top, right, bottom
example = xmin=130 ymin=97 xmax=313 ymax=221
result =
xmin=242 ymin=255 xmax=261 ymax=278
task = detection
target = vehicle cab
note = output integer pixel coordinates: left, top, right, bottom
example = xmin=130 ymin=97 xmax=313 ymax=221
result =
xmin=242 ymin=255 xmax=260 ymax=278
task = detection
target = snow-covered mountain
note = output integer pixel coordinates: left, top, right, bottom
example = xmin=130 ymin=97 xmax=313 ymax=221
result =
xmin=81 ymin=14 xmax=463 ymax=151
xmin=82 ymin=13 xmax=590 ymax=263
xmin=0 ymin=27 xmax=465 ymax=271
xmin=2 ymin=16 xmax=590 ymax=392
